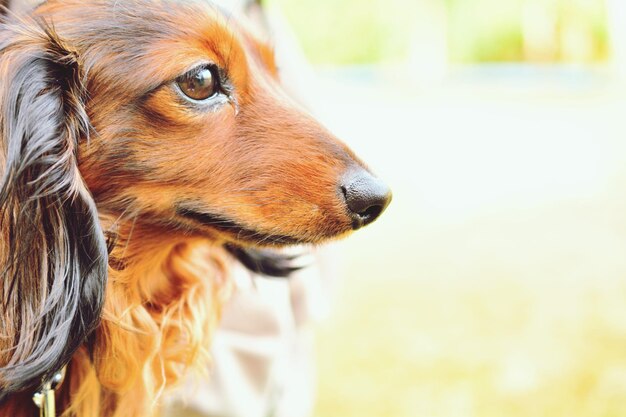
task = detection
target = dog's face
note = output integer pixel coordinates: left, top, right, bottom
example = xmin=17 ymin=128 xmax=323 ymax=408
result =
xmin=0 ymin=0 xmax=391 ymax=402
xmin=34 ymin=0 xmax=391 ymax=246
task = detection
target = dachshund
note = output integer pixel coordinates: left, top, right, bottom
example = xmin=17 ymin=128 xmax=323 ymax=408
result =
xmin=0 ymin=1 xmax=391 ymax=416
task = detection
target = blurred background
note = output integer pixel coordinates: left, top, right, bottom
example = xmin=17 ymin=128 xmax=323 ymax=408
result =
xmin=265 ymin=0 xmax=626 ymax=416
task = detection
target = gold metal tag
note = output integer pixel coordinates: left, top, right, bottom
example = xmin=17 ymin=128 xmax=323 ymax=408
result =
xmin=32 ymin=367 xmax=66 ymax=417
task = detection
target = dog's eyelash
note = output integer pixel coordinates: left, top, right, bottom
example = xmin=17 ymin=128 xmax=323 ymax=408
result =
xmin=182 ymin=64 xmax=217 ymax=83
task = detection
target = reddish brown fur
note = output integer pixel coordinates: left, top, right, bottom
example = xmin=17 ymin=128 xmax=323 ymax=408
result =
xmin=0 ymin=1 xmax=381 ymax=416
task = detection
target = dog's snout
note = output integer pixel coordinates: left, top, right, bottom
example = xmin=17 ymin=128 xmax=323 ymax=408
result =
xmin=341 ymin=170 xmax=392 ymax=229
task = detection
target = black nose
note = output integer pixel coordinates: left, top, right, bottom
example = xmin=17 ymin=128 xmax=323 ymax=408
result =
xmin=341 ymin=170 xmax=392 ymax=229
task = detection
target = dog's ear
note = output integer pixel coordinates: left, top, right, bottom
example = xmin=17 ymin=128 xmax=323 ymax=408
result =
xmin=0 ymin=21 xmax=108 ymax=398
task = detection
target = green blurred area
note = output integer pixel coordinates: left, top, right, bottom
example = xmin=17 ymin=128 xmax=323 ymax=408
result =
xmin=270 ymin=0 xmax=421 ymax=65
xmin=271 ymin=0 xmax=608 ymax=64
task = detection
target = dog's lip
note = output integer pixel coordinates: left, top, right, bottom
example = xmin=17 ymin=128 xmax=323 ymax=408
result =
xmin=175 ymin=206 xmax=304 ymax=246
xmin=224 ymin=243 xmax=314 ymax=277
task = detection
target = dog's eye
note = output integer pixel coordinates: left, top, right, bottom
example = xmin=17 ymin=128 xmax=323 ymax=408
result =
xmin=176 ymin=66 xmax=220 ymax=101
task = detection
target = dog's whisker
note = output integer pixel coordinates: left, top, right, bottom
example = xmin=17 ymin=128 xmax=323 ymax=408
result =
xmin=118 ymin=210 xmax=139 ymax=262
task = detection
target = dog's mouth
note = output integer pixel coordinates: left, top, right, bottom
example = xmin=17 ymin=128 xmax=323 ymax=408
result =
xmin=175 ymin=206 xmax=304 ymax=246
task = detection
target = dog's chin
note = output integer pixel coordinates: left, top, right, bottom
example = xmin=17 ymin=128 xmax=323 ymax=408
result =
xmin=175 ymin=206 xmax=350 ymax=247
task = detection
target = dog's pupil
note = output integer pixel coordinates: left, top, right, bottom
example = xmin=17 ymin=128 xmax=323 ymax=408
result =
xmin=179 ymin=68 xmax=216 ymax=100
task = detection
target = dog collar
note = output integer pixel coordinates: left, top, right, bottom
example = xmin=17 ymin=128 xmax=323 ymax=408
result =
xmin=32 ymin=367 xmax=66 ymax=417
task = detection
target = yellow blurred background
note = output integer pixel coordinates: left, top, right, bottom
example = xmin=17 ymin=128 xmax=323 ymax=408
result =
xmin=267 ymin=0 xmax=626 ymax=416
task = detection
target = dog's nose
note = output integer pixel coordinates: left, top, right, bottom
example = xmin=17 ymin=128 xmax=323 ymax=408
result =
xmin=341 ymin=170 xmax=392 ymax=229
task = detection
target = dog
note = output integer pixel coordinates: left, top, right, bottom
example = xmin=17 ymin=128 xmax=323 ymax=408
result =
xmin=0 ymin=1 xmax=391 ymax=416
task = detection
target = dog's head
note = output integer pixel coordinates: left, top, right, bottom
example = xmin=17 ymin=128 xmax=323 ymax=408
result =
xmin=0 ymin=0 xmax=391 ymax=399
xmin=40 ymin=0 xmax=392 ymax=245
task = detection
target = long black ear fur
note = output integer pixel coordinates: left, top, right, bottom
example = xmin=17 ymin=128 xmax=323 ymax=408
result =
xmin=0 ymin=20 xmax=108 ymax=399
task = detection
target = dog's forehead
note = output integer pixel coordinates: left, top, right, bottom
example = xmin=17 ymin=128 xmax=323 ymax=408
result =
xmin=37 ymin=0 xmax=261 ymax=96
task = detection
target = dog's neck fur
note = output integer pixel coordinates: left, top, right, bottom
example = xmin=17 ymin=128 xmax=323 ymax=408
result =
xmin=3 ymin=219 xmax=234 ymax=417
xmin=1 ymin=210 xmax=299 ymax=417
xmin=83 ymin=219 xmax=231 ymax=417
